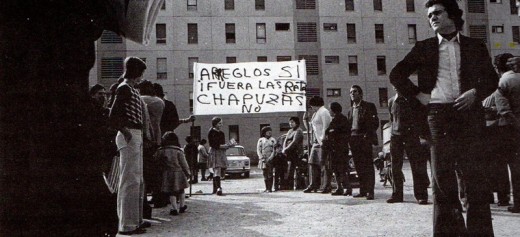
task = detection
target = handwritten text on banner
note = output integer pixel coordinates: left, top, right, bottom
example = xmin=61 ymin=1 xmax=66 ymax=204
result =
xmin=193 ymin=60 xmax=307 ymax=115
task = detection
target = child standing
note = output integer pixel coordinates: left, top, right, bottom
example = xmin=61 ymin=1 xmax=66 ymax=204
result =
xmin=272 ymin=143 xmax=288 ymax=191
xmin=257 ymin=126 xmax=277 ymax=192
xmin=155 ymin=132 xmax=191 ymax=216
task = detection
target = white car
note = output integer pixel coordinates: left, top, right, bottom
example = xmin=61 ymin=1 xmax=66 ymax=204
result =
xmin=225 ymin=145 xmax=251 ymax=178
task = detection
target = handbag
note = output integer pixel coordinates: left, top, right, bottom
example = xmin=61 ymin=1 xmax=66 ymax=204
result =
xmin=103 ymin=155 xmax=120 ymax=194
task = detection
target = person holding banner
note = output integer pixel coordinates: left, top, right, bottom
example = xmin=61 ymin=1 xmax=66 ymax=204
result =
xmin=208 ymin=117 xmax=235 ymax=195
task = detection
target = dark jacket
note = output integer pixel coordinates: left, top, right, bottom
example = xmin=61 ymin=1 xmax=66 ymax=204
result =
xmin=325 ymin=113 xmax=351 ymax=154
xmin=184 ymin=143 xmax=199 ymax=169
xmin=347 ymin=100 xmax=379 ymax=145
xmin=389 ymin=35 xmax=498 ymax=107
xmin=388 ymin=95 xmax=429 ymax=138
xmin=160 ymin=99 xmax=180 ymax=133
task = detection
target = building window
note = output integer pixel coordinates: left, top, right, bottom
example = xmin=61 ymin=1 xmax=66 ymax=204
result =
xmin=256 ymin=23 xmax=266 ymax=44
xmin=379 ymin=88 xmax=388 ymax=107
xmin=279 ymin=123 xmax=291 ymax=132
xmin=189 ymin=91 xmax=193 ymax=112
xmin=276 ymin=23 xmax=290 ymax=31
xmin=187 ymin=0 xmax=197 ymax=11
xmin=101 ymin=57 xmax=124 ymax=80
xmin=306 ymin=88 xmax=321 ymax=98
xmin=490 ymin=0 xmax=502 ymax=3
xmin=468 ymin=0 xmax=486 ymax=13
xmin=157 ymin=58 xmax=167 ymax=80
xmin=406 ymin=0 xmax=415 ymax=12
xmin=225 ymin=0 xmax=234 ymax=10
xmin=299 ymin=55 xmax=319 ymax=75
xmin=229 ymin=125 xmax=240 ymax=143
xmin=296 ymin=0 xmax=316 ymax=9
xmin=161 ymin=1 xmax=166 ymax=10
xmin=323 ymin=23 xmax=338 ymax=31
xmin=257 ymin=56 xmax=267 ymax=62
xmin=226 ymin=23 xmax=236 ymax=44
xmin=492 ymin=25 xmax=504 ymax=33
xmin=374 ymin=0 xmax=383 ymax=11
xmin=513 ymin=26 xmax=520 ymax=43
xmin=226 ymin=57 xmax=237 ymax=63
xmin=297 ymin=22 xmax=317 ymax=42
xmin=188 ymin=57 xmax=198 ymax=79
xmin=100 ymin=31 xmax=123 ymax=43
xmin=188 ymin=23 xmax=198 ymax=44
xmin=375 ymin=24 xmax=384 ymax=43
xmin=511 ymin=0 xmax=518 ymax=15
xmin=347 ymin=23 xmax=356 ymax=43
xmin=345 ymin=0 xmax=354 ymax=11
xmin=256 ymin=0 xmax=265 ymax=10
xmin=327 ymin=88 xmax=341 ymax=97
xmin=408 ymin=24 xmax=417 ymax=44
xmin=348 ymin=56 xmax=358 ymax=76
xmin=325 ymin=56 xmax=339 ymax=64
xmin=469 ymin=25 xmax=488 ymax=43
xmin=156 ymin=24 xmax=166 ymax=44
xmin=277 ymin=56 xmax=291 ymax=61
xmin=377 ymin=56 xmax=386 ymax=75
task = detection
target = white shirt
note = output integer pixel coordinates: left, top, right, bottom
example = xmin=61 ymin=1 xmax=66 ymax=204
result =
xmin=430 ymin=33 xmax=461 ymax=103
xmin=310 ymin=106 xmax=332 ymax=145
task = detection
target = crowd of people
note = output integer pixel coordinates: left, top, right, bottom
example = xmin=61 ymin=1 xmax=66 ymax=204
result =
xmin=88 ymin=56 xmax=197 ymax=235
xmin=2 ymin=0 xmax=520 ymax=236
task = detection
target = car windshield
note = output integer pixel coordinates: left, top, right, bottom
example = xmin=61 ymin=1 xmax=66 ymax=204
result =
xmin=226 ymin=147 xmax=245 ymax=156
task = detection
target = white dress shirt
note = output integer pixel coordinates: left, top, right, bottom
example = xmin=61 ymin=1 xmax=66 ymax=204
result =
xmin=430 ymin=33 xmax=461 ymax=104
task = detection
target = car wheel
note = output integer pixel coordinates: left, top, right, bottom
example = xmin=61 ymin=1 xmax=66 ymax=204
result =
xmin=244 ymin=171 xmax=250 ymax=178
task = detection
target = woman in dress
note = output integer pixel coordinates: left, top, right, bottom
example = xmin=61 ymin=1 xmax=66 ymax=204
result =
xmin=207 ymin=117 xmax=233 ymax=195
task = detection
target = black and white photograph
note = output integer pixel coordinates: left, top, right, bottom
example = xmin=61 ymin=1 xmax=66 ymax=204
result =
xmin=1 ymin=0 xmax=520 ymax=236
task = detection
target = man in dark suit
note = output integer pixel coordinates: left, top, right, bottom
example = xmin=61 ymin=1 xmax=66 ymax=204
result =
xmin=389 ymin=0 xmax=498 ymax=236
xmin=347 ymin=85 xmax=379 ymax=200
xmin=387 ymin=91 xmax=430 ymax=205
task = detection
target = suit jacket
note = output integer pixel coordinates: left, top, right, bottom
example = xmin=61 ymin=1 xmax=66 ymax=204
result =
xmin=389 ymin=35 xmax=498 ymax=107
xmin=347 ymin=100 xmax=379 ymax=145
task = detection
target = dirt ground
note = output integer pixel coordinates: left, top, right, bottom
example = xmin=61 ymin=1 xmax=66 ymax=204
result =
xmin=119 ymin=162 xmax=520 ymax=237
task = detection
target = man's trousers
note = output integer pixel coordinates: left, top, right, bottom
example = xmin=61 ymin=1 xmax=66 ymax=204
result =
xmin=349 ymin=136 xmax=375 ymax=196
xmin=390 ymin=134 xmax=430 ymax=201
xmin=428 ymin=104 xmax=493 ymax=237
xmin=116 ymin=129 xmax=145 ymax=232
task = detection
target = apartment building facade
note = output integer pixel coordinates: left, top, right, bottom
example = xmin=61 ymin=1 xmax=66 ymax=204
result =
xmin=90 ymin=0 xmax=520 ymax=155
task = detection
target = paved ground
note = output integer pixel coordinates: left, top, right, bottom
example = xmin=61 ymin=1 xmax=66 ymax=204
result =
xmin=119 ymin=162 xmax=520 ymax=237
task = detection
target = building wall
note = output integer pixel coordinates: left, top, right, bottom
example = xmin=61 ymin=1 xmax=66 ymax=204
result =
xmin=90 ymin=0 xmax=520 ymax=156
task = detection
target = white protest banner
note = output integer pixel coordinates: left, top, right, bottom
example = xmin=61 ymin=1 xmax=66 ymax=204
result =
xmin=193 ymin=60 xmax=307 ymax=115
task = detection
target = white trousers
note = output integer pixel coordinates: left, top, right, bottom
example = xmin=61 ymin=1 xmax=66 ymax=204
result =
xmin=116 ymin=129 xmax=144 ymax=232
